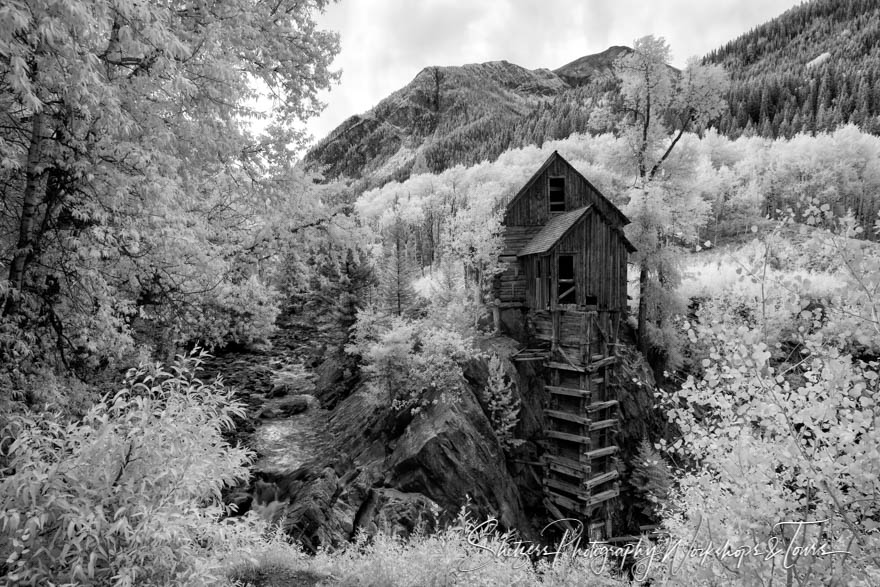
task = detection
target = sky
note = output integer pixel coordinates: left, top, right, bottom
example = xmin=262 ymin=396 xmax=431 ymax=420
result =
xmin=300 ymin=0 xmax=806 ymax=144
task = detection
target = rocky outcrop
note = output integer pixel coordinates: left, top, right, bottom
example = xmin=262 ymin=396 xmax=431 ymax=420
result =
xmin=217 ymin=314 xmax=662 ymax=552
xmin=383 ymin=383 xmax=528 ymax=531
xmin=254 ymin=369 xmax=533 ymax=551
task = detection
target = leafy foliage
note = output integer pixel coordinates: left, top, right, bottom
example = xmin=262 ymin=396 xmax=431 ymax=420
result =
xmin=646 ymin=216 xmax=880 ymax=585
xmin=0 ymin=352 xmax=254 ymax=586
xmin=0 ymin=0 xmax=340 ymax=378
xmin=346 ymin=308 xmax=478 ymax=413
xmin=302 ymin=503 xmax=626 ymax=586
xmin=594 ymin=36 xmax=727 ymax=366
xmin=629 ymin=437 xmax=672 ymax=521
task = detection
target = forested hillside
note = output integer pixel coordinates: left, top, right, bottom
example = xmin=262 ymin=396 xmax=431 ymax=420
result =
xmin=707 ymin=0 xmax=880 ymax=136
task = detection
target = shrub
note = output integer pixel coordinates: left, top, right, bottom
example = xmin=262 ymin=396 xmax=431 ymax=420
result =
xmin=0 ymin=352 xmax=253 ymax=586
xmin=307 ymin=504 xmax=625 ymax=586
xmin=346 ymin=309 xmax=478 ymax=413
xmin=484 ymin=354 xmax=523 ymax=452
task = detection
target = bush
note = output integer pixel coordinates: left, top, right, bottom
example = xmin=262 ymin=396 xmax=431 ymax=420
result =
xmin=307 ymin=504 xmax=625 ymax=586
xmin=346 ymin=308 xmax=479 ymax=413
xmin=0 ymin=352 xmax=253 ymax=586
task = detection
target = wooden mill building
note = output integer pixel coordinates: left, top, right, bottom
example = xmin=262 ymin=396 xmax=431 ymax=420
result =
xmin=492 ymin=151 xmax=633 ymax=537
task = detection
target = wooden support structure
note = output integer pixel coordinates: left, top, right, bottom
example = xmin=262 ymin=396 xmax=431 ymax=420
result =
xmin=491 ymin=152 xmax=631 ymax=540
xmin=538 ymin=324 xmax=621 ymax=537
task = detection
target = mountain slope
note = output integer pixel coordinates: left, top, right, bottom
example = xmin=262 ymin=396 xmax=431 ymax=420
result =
xmin=304 ymin=51 xmax=626 ymax=185
xmin=706 ymin=0 xmax=880 ymax=136
xmin=554 ymin=45 xmax=630 ymax=86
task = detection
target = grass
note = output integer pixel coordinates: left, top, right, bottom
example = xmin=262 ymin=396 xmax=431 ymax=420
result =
xmin=224 ymin=510 xmax=629 ymax=587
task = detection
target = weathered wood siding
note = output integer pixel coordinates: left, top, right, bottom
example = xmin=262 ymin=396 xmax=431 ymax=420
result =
xmin=493 ymin=227 xmax=541 ymax=304
xmin=493 ymin=152 xmax=631 ymax=315
xmin=522 ymin=255 xmax=550 ymax=309
xmin=554 ymin=210 xmax=629 ymax=313
xmin=503 ymin=155 xmax=626 ymax=228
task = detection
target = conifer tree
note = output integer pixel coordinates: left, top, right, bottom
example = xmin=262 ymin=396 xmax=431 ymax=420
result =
xmin=379 ymin=213 xmax=418 ymax=318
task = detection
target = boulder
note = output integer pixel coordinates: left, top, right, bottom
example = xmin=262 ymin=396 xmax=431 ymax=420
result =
xmin=313 ymin=348 xmax=361 ymax=409
xmin=384 ymin=385 xmax=531 ymax=535
xmin=277 ymin=394 xmax=319 ymax=416
xmin=279 ymin=466 xmax=341 ymax=553
xmin=354 ymin=488 xmax=440 ymax=538
xmin=253 ymin=374 xmax=533 ymax=550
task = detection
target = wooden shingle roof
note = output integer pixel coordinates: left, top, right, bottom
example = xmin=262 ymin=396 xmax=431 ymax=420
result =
xmin=517 ymin=206 xmax=592 ymax=256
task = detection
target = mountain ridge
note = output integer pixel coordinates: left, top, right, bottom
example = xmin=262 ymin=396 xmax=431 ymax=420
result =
xmin=305 ymin=0 xmax=880 ymax=187
xmin=304 ymin=48 xmax=623 ymax=185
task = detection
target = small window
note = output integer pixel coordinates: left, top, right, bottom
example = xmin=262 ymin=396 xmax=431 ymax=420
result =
xmin=549 ymin=177 xmax=565 ymax=213
xmin=558 ymin=255 xmax=576 ymax=305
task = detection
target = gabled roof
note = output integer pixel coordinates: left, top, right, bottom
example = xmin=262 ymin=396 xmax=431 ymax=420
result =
xmin=517 ymin=205 xmax=638 ymax=256
xmin=506 ymin=150 xmax=630 ymax=227
xmin=618 ymin=230 xmax=637 ymax=253
xmin=518 ymin=206 xmax=592 ymax=256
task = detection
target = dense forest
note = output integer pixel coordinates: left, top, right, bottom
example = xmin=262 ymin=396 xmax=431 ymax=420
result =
xmin=2 ymin=0 xmax=880 ymax=586
xmin=707 ymin=0 xmax=880 ymax=136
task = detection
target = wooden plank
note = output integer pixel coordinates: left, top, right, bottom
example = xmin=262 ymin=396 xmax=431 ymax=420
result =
xmin=546 ymin=491 xmax=586 ymax=515
xmin=585 ymin=445 xmax=618 ymax=459
xmin=546 ymin=430 xmax=591 ymax=445
xmin=544 ymin=385 xmax=590 ymax=400
xmin=498 ymin=302 xmax=527 ymax=309
xmin=589 ymin=418 xmax=617 ymax=432
xmin=544 ymin=494 xmax=584 ymax=517
xmin=587 ymin=487 xmax=619 ymax=507
xmin=545 ymin=454 xmax=591 ymax=477
xmin=546 ymin=409 xmax=591 ymax=425
xmin=586 ymin=356 xmax=617 ymax=372
xmin=586 ymin=400 xmax=618 ymax=413
xmin=547 ymin=361 xmax=585 ymax=373
xmin=585 ymin=470 xmax=619 ymax=489
xmin=547 ymin=462 xmax=589 ymax=478
xmin=542 ymin=499 xmax=578 ymax=531
xmin=544 ymin=477 xmax=588 ymax=500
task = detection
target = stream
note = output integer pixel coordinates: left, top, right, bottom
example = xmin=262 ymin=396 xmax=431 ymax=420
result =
xmin=199 ymin=312 xmax=334 ymax=475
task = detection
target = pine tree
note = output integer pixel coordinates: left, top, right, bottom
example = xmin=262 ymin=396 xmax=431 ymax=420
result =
xmin=379 ymin=215 xmax=418 ymax=317
xmin=485 ymin=354 xmax=522 ymax=452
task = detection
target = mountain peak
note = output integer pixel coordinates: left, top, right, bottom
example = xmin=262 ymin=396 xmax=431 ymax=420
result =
xmin=554 ymin=45 xmax=632 ymax=87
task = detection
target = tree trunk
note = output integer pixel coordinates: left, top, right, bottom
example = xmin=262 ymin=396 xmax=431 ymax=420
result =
xmin=637 ymin=263 xmax=649 ymax=355
xmin=4 ymin=113 xmax=45 ymax=316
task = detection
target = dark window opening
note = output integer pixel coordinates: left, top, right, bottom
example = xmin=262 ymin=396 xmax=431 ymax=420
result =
xmin=585 ymin=294 xmax=598 ymax=306
xmin=549 ymin=177 xmax=565 ymax=213
xmin=558 ymin=255 xmax=576 ymax=305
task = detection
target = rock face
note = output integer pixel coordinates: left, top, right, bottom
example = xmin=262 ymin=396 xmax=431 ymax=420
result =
xmin=220 ymin=319 xmax=661 ymax=551
xmin=246 ymin=343 xmax=533 ymax=551
xmin=383 ymin=382 xmax=528 ymax=532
